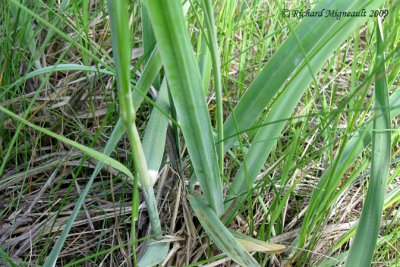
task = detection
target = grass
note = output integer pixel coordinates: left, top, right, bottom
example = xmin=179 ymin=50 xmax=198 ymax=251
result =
xmin=0 ymin=0 xmax=399 ymax=266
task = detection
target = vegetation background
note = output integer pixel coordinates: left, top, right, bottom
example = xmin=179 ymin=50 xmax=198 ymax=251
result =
xmin=0 ymin=0 xmax=399 ymax=266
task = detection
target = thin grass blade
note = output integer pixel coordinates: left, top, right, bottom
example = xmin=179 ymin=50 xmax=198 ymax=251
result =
xmin=9 ymin=0 xmax=109 ymax=70
xmin=345 ymin=20 xmax=391 ymax=267
xmin=222 ymin=0 xmax=385 ymax=150
xmin=293 ymin=81 xmax=400 ymax=255
xmin=224 ymin=0 xmax=386 ymax=215
xmin=42 ymin=46 xmax=162 ymax=267
xmin=0 ymin=106 xmax=134 ymax=180
xmin=200 ymin=0 xmax=224 ymax=174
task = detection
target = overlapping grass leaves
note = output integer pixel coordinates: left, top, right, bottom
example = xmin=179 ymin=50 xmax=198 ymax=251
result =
xmin=145 ymin=0 xmax=224 ymax=216
xmin=345 ymin=20 xmax=391 ymax=267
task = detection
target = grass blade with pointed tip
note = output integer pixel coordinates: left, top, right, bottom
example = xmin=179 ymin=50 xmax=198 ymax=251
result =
xmin=0 ymin=105 xmax=134 ymax=180
xmin=142 ymin=79 xmax=170 ymax=186
xmin=223 ymin=0 xmax=386 ymax=216
xmin=345 ymin=20 xmax=391 ymax=267
xmin=222 ymin=0 xmax=385 ymax=151
xmin=9 ymin=0 xmax=110 ymax=71
xmin=230 ymin=231 xmax=286 ymax=254
xmin=188 ymin=194 xmax=259 ymax=267
xmin=145 ymin=0 xmax=224 ymax=216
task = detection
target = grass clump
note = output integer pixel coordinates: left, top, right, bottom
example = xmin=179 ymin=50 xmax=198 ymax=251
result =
xmin=0 ymin=0 xmax=399 ymax=266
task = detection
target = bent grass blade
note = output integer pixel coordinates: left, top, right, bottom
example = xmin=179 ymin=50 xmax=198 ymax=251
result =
xmin=0 ymin=106 xmax=134 ymax=180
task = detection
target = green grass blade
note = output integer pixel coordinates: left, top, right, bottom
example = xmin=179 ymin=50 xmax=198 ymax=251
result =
xmin=222 ymin=0 xmax=385 ymax=150
xmin=137 ymin=239 xmax=169 ymax=267
xmin=63 ymin=241 xmax=135 ymax=267
xmin=107 ymin=0 xmax=135 ymax=125
xmin=199 ymin=34 xmax=212 ymax=94
xmin=293 ymin=81 xmax=400 ymax=254
xmin=1 ymin=103 xmax=137 ymax=267
xmin=141 ymin=0 xmax=156 ymax=60
xmin=200 ymin=0 xmax=224 ymax=174
xmin=43 ymin=121 xmax=128 ymax=267
xmin=326 ymin=161 xmax=400 ymax=260
xmin=9 ymin=0 xmax=110 ymax=70
xmin=140 ymin=0 xmax=159 ymax=89
xmin=188 ymin=194 xmax=259 ymax=267
xmin=345 ymin=21 xmax=391 ymax=267
xmin=42 ymin=46 xmax=163 ymax=267
xmin=224 ymin=0 xmax=386 ymax=213
xmin=107 ymin=3 xmax=163 ymax=264
xmin=315 ymin=157 xmax=400 ymax=264
xmin=0 ymin=246 xmax=17 ymax=267
xmin=0 ymin=105 xmax=134 ymax=180
xmin=145 ymin=0 xmax=224 ymax=215
xmin=142 ymin=79 xmax=170 ymax=186
xmin=321 ymin=226 xmax=398 ymax=267
xmin=107 ymin=0 xmax=160 ymax=191
xmin=5 ymin=64 xmax=114 ymax=91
